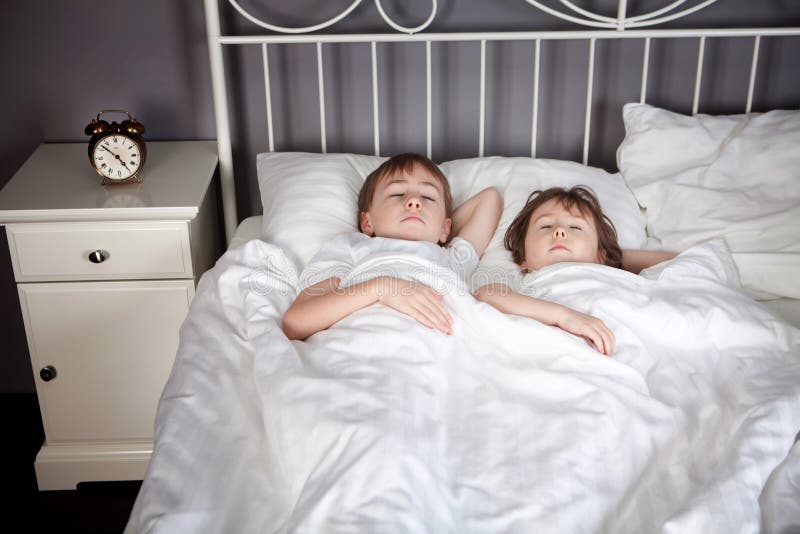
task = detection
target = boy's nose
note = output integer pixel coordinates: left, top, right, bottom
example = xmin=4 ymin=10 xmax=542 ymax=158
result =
xmin=406 ymin=198 xmax=421 ymax=210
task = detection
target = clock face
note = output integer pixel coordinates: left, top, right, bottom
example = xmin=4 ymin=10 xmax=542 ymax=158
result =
xmin=92 ymin=134 xmax=142 ymax=181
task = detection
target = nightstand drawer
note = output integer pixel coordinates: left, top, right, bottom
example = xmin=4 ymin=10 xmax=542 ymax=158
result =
xmin=6 ymin=221 xmax=193 ymax=281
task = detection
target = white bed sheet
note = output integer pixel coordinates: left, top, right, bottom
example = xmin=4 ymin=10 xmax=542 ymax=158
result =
xmin=228 ymin=215 xmax=263 ymax=249
xmin=125 ymin=231 xmax=800 ymax=533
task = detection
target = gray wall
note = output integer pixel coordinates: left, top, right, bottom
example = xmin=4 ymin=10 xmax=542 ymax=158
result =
xmin=0 ymin=1 xmax=214 ymax=393
xmin=1 ymin=0 xmax=798 ymax=393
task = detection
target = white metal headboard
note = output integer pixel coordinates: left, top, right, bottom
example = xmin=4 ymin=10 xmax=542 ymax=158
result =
xmin=203 ymin=0 xmax=800 ymax=242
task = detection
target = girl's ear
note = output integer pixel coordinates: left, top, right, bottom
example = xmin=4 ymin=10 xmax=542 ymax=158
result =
xmin=520 ymin=258 xmax=530 ymax=273
xmin=359 ymin=211 xmax=374 ymax=236
xmin=596 ymin=248 xmax=607 ymax=266
xmin=439 ymin=218 xmax=452 ymax=244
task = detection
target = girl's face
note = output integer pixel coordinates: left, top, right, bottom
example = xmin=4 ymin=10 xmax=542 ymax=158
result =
xmin=521 ymin=198 xmax=601 ymax=271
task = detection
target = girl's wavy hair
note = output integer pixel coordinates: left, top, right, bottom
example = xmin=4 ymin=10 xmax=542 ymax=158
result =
xmin=504 ymin=186 xmax=622 ymax=269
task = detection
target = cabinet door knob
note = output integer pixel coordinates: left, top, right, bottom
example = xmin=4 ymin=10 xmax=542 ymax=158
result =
xmin=40 ymin=365 xmax=57 ymax=382
xmin=88 ymin=250 xmax=108 ymax=263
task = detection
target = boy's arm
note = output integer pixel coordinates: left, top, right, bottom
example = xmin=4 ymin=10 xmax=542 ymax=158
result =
xmin=621 ymin=249 xmax=676 ymax=274
xmin=283 ymin=277 xmax=372 ymax=340
xmin=474 ymin=283 xmax=615 ymax=356
xmin=451 ymin=187 xmax=503 ymax=257
xmin=282 ymin=276 xmax=453 ymax=340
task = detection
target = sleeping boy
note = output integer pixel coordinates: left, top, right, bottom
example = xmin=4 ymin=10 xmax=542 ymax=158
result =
xmin=474 ymin=186 xmax=674 ymax=356
xmin=282 ymin=153 xmax=503 ymax=340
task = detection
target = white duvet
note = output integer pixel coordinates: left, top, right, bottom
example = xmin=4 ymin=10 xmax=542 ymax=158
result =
xmin=125 ymin=239 xmax=800 ymax=533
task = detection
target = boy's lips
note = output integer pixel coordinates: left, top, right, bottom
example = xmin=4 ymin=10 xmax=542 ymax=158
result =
xmin=402 ymin=215 xmax=424 ymax=223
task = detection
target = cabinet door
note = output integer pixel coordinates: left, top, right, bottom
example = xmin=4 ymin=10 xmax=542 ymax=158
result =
xmin=18 ymin=280 xmax=195 ymax=443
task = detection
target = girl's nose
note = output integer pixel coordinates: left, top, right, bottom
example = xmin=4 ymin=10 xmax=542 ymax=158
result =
xmin=553 ymin=227 xmax=566 ymax=239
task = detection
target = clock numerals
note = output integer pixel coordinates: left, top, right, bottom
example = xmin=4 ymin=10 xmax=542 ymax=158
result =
xmin=93 ymin=133 xmax=143 ymax=182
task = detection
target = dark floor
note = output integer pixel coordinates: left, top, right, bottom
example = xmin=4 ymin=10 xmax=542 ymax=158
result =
xmin=0 ymin=394 xmax=140 ymax=534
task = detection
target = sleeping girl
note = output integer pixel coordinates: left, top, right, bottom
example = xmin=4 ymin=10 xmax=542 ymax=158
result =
xmin=474 ymin=186 xmax=674 ymax=356
xmin=282 ymin=152 xmax=503 ymax=340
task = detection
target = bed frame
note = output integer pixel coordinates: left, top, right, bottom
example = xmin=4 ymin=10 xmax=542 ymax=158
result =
xmin=202 ymin=0 xmax=800 ymax=243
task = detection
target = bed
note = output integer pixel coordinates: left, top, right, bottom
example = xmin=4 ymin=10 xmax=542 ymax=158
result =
xmin=125 ymin=1 xmax=800 ymax=532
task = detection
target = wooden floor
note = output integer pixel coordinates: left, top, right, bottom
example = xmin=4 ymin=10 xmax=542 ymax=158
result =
xmin=1 ymin=394 xmax=140 ymax=534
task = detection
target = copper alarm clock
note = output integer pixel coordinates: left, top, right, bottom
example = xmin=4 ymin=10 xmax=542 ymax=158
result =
xmin=84 ymin=110 xmax=146 ymax=185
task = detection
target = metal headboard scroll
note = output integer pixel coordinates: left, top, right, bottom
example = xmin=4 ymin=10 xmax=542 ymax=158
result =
xmin=226 ymin=0 xmax=720 ymax=34
xmin=228 ymin=0 xmax=439 ymax=35
xmin=522 ymin=0 xmax=719 ymax=30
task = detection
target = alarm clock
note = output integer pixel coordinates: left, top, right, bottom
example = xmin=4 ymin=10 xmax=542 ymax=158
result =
xmin=85 ymin=110 xmax=147 ymax=185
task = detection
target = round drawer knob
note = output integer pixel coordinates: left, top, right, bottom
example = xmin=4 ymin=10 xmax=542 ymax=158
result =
xmin=88 ymin=250 xmax=108 ymax=264
xmin=40 ymin=365 xmax=57 ymax=382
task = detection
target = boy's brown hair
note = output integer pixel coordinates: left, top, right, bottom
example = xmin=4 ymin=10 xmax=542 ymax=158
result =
xmin=357 ymin=153 xmax=453 ymax=232
xmin=504 ymin=186 xmax=622 ymax=269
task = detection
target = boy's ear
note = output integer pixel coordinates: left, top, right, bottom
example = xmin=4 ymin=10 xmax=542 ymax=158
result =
xmin=439 ymin=218 xmax=452 ymax=244
xmin=359 ymin=211 xmax=374 ymax=236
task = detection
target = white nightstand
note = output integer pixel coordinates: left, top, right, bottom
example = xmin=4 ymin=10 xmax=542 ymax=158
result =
xmin=0 ymin=141 xmax=222 ymax=490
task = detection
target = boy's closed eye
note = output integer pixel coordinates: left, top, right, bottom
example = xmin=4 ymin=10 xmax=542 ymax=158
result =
xmin=390 ymin=193 xmax=437 ymax=202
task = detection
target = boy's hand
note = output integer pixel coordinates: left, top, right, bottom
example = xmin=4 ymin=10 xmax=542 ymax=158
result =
xmin=374 ymin=276 xmax=453 ymax=335
xmin=553 ymin=306 xmax=615 ymax=356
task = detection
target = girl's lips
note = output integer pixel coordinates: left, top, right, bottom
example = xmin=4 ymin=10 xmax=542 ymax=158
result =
xmin=550 ymin=244 xmax=569 ymax=251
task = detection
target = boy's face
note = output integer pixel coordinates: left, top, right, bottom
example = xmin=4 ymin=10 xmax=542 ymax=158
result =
xmin=360 ymin=163 xmax=451 ymax=243
xmin=521 ymin=198 xmax=601 ymax=271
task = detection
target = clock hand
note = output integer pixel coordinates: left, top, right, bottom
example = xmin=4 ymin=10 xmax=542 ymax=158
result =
xmin=100 ymin=145 xmax=129 ymax=166
xmin=99 ymin=145 xmax=132 ymax=175
xmin=100 ymin=145 xmax=119 ymax=158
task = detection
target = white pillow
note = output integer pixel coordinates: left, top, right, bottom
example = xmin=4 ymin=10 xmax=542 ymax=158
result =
xmin=617 ymin=103 xmax=800 ymax=299
xmin=257 ymin=153 xmax=647 ymax=278
xmin=439 ymin=157 xmax=647 ymax=291
xmin=257 ymin=152 xmax=386 ymax=268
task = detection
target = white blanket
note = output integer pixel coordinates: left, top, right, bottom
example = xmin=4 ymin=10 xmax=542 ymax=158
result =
xmin=125 ymin=239 xmax=800 ymax=533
